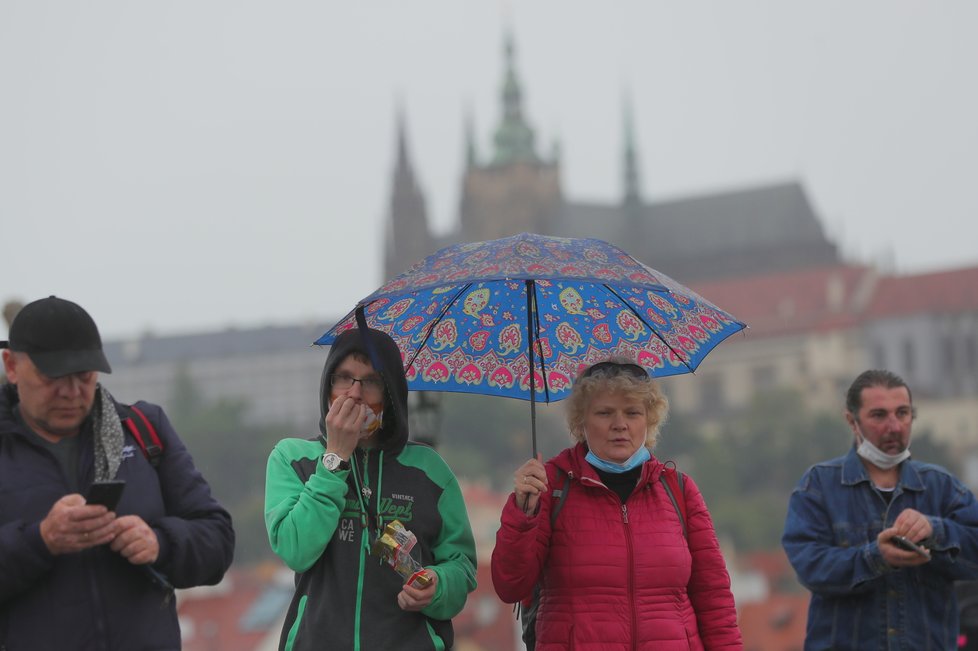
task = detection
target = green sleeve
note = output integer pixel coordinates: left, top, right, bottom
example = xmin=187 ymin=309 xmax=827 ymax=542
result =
xmin=422 ymin=471 xmax=478 ymax=620
xmin=264 ymin=440 xmax=350 ymax=573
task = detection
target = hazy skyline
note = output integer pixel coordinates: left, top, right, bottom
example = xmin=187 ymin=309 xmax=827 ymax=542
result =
xmin=3 ymin=1 xmax=977 ymax=339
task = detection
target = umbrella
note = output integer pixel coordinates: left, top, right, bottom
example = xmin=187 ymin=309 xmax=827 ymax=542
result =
xmin=316 ymin=232 xmax=746 ymax=455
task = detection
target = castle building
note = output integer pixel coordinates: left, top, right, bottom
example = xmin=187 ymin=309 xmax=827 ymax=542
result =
xmin=384 ymin=32 xmax=840 ymax=286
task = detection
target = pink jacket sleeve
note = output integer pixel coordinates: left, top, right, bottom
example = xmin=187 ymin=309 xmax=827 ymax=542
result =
xmin=683 ymin=474 xmax=743 ymax=650
xmin=490 ymin=466 xmax=561 ymax=604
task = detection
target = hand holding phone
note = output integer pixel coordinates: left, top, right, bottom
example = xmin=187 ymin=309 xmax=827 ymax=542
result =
xmin=890 ymin=534 xmax=930 ymax=557
xmin=86 ymin=480 xmax=126 ymax=511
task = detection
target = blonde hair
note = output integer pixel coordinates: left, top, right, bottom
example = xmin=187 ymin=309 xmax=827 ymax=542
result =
xmin=565 ymin=358 xmax=669 ymax=450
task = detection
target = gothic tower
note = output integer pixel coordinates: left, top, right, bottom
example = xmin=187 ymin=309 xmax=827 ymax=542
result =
xmin=384 ymin=107 xmax=433 ymax=281
xmin=622 ymin=92 xmax=645 ymax=247
xmin=458 ymin=31 xmax=562 ymax=242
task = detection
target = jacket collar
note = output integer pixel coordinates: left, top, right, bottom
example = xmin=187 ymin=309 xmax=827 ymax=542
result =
xmin=553 ymin=442 xmax=665 ymax=486
xmin=841 ymin=445 xmax=924 ymax=491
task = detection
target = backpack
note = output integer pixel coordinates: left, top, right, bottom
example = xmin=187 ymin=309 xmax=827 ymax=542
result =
xmin=117 ymin=403 xmax=164 ymax=467
xmin=114 ymin=402 xmax=175 ymax=597
xmin=519 ymin=467 xmax=687 ymax=650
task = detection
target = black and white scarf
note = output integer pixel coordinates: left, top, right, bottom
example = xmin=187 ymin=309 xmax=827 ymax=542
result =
xmin=91 ymin=384 xmax=125 ymax=482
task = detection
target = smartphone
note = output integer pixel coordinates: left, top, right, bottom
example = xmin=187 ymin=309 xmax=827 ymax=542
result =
xmin=86 ymin=480 xmax=125 ymax=511
xmin=890 ymin=535 xmax=929 ymax=557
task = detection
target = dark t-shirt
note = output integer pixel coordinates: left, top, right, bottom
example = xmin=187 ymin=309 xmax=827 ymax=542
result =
xmin=594 ymin=465 xmax=642 ymax=503
xmin=15 ymin=406 xmax=81 ymax=493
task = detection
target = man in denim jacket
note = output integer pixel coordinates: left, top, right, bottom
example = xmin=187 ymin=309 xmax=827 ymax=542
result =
xmin=783 ymin=369 xmax=978 ymax=651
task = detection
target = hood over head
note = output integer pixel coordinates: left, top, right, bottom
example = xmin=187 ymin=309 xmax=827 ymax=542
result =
xmin=318 ymin=327 xmax=409 ymax=453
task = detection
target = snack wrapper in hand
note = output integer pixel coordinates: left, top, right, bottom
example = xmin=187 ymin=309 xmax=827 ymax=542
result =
xmin=362 ymin=408 xmax=383 ymax=435
xmin=370 ymin=520 xmax=432 ymax=588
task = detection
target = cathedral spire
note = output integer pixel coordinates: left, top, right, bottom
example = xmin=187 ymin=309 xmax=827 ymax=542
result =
xmin=491 ymin=29 xmax=538 ymax=166
xmin=464 ymin=104 xmax=478 ymax=169
xmin=622 ymin=90 xmax=642 ymax=206
xmin=394 ymin=102 xmax=416 ymax=188
xmin=385 ymin=103 xmax=430 ymax=280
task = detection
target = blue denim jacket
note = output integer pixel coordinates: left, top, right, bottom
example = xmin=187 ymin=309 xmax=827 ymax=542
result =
xmin=783 ymin=447 xmax=978 ymax=651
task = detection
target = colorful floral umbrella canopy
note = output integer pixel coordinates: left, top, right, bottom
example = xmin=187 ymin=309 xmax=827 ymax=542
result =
xmin=316 ymin=233 xmax=746 ymax=453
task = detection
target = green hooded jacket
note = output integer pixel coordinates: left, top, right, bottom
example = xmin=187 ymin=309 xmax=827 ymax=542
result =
xmin=265 ymin=327 xmax=477 ymax=650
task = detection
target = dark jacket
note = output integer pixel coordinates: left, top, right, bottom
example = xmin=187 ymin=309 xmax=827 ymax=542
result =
xmin=0 ymin=385 xmax=235 ymax=651
xmin=265 ymin=327 xmax=477 ymax=650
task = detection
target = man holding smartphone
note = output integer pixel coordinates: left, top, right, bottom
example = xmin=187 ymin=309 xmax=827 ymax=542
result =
xmin=783 ymin=369 xmax=978 ymax=650
xmin=0 ymin=296 xmax=235 ymax=650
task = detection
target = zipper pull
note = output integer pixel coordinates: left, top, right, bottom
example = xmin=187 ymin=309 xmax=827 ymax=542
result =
xmin=360 ymin=451 xmax=372 ymax=500
xmin=621 ymin=504 xmax=629 ymax=523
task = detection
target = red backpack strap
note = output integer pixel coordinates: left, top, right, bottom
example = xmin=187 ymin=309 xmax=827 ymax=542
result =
xmin=121 ymin=404 xmax=164 ymax=468
xmin=660 ymin=468 xmax=687 ymax=539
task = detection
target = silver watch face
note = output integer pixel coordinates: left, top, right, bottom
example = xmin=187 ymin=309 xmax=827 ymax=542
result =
xmin=323 ymin=453 xmax=343 ymax=471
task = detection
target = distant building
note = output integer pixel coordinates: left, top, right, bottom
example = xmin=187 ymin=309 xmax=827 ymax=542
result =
xmin=101 ymin=323 xmax=331 ymax=433
xmin=668 ymin=263 xmax=978 ymax=454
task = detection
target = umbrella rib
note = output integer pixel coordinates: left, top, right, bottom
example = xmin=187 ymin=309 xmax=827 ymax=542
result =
xmin=404 ymin=283 xmax=472 ymax=371
xmin=602 ymin=284 xmax=695 ymax=374
xmin=525 ymin=280 xmax=538 ymax=459
xmin=531 ymin=281 xmax=551 ymax=404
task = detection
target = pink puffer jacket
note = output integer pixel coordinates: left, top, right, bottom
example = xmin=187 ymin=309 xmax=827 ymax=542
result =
xmin=491 ymin=443 xmax=742 ymax=651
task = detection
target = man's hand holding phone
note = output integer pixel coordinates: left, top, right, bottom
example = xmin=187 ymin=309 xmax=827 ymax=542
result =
xmin=890 ymin=534 xmax=930 ymax=557
xmin=86 ymin=480 xmax=126 ymax=511
xmin=878 ymin=527 xmax=931 ymax=567
xmin=39 ymin=494 xmax=118 ymax=555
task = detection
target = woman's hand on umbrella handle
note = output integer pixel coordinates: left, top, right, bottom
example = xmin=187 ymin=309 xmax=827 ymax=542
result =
xmin=514 ymin=455 xmax=547 ymax=515
xmin=325 ymin=396 xmax=366 ymax=459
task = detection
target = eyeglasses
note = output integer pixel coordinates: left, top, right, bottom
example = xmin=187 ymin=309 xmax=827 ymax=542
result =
xmin=331 ymin=373 xmax=385 ymax=395
xmin=581 ymin=361 xmax=649 ymax=380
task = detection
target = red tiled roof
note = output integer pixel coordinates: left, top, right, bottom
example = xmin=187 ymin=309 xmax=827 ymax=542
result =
xmin=866 ymin=264 xmax=978 ymax=318
xmin=452 ymin=563 xmax=520 ymax=651
xmin=690 ymin=264 xmax=875 ymax=339
xmin=178 ymin=569 xmax=280 ymax=651
xmin=739 ymin=593 xmax=809 ymax=651
xmin=740 ymin=549 xmax=795 ymax=583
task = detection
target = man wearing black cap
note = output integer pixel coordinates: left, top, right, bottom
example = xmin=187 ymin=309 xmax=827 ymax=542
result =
xmin=0 ymin=296 xmax=235 ymax=650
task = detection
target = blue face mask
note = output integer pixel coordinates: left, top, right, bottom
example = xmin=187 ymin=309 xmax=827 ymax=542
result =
xmin=585 ymin=446 xmax=651 ymax=473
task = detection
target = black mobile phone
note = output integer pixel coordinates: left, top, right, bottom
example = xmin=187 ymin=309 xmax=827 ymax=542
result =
xmin=890 ymin=535 xmax=929 ymax=557
xmin=86 ymin=480 xmax=126 ymax=511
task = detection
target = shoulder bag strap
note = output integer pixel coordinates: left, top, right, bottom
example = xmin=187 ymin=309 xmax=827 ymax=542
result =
xmin=660 ymin=469 xmax=687 ymax=539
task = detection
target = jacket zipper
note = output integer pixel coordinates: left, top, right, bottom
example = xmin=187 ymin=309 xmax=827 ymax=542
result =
xmin=353 ymin=448 xmax=372 ymax=651
xmin=622 ymin=502 xmax=637 ymax=651
xmin=353 ymin=528 xmax=368 ymax=651
xmin=582 ymin=472 xmax=641 ymax=649
xmin=29 ymin=435 xmax=111 ymax=649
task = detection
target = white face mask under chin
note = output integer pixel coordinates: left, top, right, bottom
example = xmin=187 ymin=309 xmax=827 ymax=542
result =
xmin=855 ymin=430 xmax=910 ymax=470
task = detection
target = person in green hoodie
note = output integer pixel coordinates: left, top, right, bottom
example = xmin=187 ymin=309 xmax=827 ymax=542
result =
xmin=265 ymin=326 xmax=477 ymax=650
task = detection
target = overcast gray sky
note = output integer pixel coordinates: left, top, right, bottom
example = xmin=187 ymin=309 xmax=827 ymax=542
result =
xmin=3 ymin=1 xmax=976 ymax=340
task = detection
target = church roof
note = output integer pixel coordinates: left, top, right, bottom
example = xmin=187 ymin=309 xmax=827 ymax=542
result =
xmin=645 ymin=180 xmax=828 ymax=255
xmin=560 ymin=180 xmax=838 ymax=281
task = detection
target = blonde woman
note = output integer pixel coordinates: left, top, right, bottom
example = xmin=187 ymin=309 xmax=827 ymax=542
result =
xmin=491 ymin=359 xmax=741 ymax=650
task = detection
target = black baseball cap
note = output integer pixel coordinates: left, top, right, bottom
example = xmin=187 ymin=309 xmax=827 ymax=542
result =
xmin=0 ymin=296 xmax=112 ymax=377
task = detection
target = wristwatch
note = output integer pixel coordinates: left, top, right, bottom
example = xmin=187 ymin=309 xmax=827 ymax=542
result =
xmin=322 ymin=452 xmax=350 ymax=472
